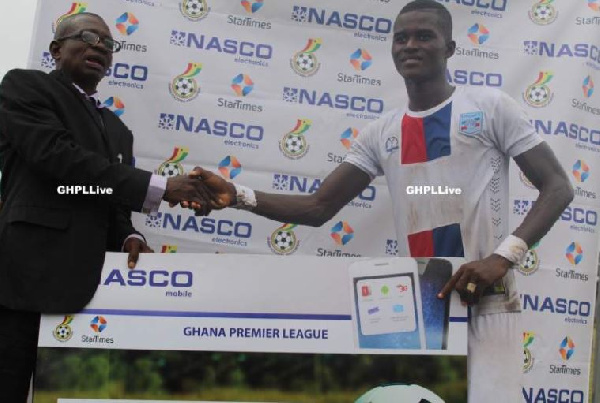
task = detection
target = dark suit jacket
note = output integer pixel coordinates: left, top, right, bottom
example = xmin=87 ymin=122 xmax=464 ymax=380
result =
xmin=0 ymin=69 xmax=152 ymax=313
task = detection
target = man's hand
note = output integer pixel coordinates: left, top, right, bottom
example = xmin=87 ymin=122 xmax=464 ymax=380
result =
xmin=163 ymin=174 xmax=214 ymax=215
xmin=437 ymin=254 xmax=513 ymax=305
xmin=123 ymin=237 xmax=154 ymax=269
xmin=188 ymin=167 xmax=236 ymax=213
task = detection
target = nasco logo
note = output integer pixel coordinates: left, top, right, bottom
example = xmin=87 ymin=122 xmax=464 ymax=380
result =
xmin=521 ymin=293 xmax=591 ymax=325
xmin=532 ymin=119 xmax=600 ymax=153
xmin=268 ymin=223 xmax=300 ymax=255
xmin=446 ymin=68 xmax=503 ymax=87
xmin=523 ymin=387 xmax=585 ymax=403
xmin=280 ymin=119 xmax=311 ymax=159
xmin=158 ymin=113 xmax=263 ymax=150
xmin=523 ymin=71 xmax=554 ymax=108
xmin=524 ymin=40 xmax=600 ymax=70
xmin=528 ymin=0 xmax=558 ymax=25
xmin=291 ymin=6 xmax=391 ymax=42
xmin=145 ymin=212 xmax=252 ymax=248
xmin=180 ymin=0 xmax=210 ymax=21
xmin=169 ymin=63 xmax=202 ymax=102
xmin=106 ymin=62 xmax=149 ymax=90
xmin=283 ymin=86 xmax=384 ymax=120
xmin=435 ymin=0 xmax=507 ymax=19
xmin=170 ymin=30 xmax=272 ymax=68
xmin=290 ymin=38 xmax=322 ymax=77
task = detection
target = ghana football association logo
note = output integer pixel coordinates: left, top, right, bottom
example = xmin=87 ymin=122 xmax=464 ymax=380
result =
xmin=528 ymin=0 xmax=558 ymax=25
xmin=53 ymin=315 xmax=74 ymax=342
xmin=180 ymin=0 xmax=210 ymax=21
xmin=156 ymin=147 xmax=189 ymax=177
xmin=268 ymin=223 xmax=300 ymax=255
xmin=519 ymin=248 xmax=540 ymax=276
xmin=280 ymin=119 xmax=312 ymax=159
xmin=524 ymin=71 xmax=554 ymax=108
xmin=523 ymin=332 xmax=536 ymax=373
xmin=53 ymin=2 xmax=87 ymax=33
xmin=169 ymin=63 xmax=202 ymax=102
xmin=291 ymin=38 xmax=322 ymax=77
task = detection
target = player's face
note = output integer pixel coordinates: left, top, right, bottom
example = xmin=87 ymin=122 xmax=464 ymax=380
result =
xmin=51 ymin=16 xmax=114 ymax=90
xmin=391 ymin=11 xmax=453 ymax=82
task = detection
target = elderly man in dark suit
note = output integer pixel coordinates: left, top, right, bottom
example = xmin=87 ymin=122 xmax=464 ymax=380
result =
xmin=0 ymin=12 xmax=209 ymax=400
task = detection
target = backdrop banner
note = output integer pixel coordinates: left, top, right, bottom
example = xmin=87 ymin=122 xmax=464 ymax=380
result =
xmin=26 ymin=0 xmax=600 ymax=401
xmin=34 ymin=254 xmax=467 ymax=402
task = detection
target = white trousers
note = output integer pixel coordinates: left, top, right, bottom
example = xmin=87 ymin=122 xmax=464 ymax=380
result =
xmin=468 ymin=312 xmax=522 ymax=403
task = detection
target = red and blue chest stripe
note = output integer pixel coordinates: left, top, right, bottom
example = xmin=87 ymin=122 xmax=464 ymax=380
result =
xmin=401 ymin=102 xmax=452 ymax=165
xmin=400 ymin=102 xmax=464 ymax=257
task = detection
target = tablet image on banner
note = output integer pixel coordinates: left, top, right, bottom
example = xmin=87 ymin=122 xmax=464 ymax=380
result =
xmin=350 ymin=258 xmax=454 ymax=351
xmin=350 ymin=258 xmax=425 ymax=350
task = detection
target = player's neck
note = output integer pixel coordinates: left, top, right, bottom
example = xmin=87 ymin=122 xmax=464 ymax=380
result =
xmin=405 ymin=78 xmax=455 ymax=112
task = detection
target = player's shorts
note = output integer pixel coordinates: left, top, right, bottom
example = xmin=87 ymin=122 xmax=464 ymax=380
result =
xmin=468 ymin=311 xmax=522 ymax=403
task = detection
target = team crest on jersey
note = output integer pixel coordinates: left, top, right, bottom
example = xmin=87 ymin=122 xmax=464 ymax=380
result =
xmin=385 ymin=136 xmax=399 ymax=153
xmin=458 ymin=111 xmax=483 ymax=137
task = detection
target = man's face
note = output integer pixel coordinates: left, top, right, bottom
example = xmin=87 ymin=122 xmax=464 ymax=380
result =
xmin=50 ymin=15 xmax=114 ymax=88
xmin=391 ymin=10 xmax=454 ymax=82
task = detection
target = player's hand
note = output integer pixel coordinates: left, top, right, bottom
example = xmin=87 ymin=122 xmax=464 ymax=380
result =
xmin=437 ymin=254 xmax=513 ymax=305
xmin=163 ymin=174 xmax=213 ymax=215
xmin=123 ymin=237 xmax=154 ymax=269
xmin=187 ymin=167 xmax=236 ymax=214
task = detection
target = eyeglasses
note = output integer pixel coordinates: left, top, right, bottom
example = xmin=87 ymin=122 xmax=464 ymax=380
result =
xmin=55 ymin=30 xmax=121 ymax=53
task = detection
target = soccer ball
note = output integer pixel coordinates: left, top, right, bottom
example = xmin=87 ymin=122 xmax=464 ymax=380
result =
xmin=532 ymin=4 xmax=554 ymax=22
xmin=271 ymin=230 xmax=297 ymax=254
xmin=355 ymin=384 xmax=444 ymax=403
xmin=281 ymin=134 xmax=307 ymax=158
xmin=53 ymin=324 xmax=73 ymax=342
xmin=183 ymin=0 xmax=207 ymax=18
xmin=172 ymin=77 xmax=197 ymax=99
xmin=293 ymin=52 xmax=317 ymax=75
xmin=520 ymin=250 xmax=539 ymax=274
xmin=158 ymin=161 xmax=183 ymax=178
xmin=527 ymin=85 xmax=551 ymax=106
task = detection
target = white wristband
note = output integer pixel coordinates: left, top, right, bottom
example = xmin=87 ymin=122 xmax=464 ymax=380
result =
xmin=232 ymin=183 xmax=257 ymax=211
xmin=494 ymin=235 xmax=528 ymax=265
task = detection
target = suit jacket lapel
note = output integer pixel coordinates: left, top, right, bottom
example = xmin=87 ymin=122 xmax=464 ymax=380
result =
xmin=50 ymin=70 xmax=115 ymax=161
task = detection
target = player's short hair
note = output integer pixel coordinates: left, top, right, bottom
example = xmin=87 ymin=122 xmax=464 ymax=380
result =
xmin=54 ymin=12 xmax=107 ymax=39
xmin=398 ymin=0 xmax=453 ymax=42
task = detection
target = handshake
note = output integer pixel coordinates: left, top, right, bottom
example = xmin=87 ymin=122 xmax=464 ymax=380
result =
xmin=162 ymin=167 xmax=236 ymax=215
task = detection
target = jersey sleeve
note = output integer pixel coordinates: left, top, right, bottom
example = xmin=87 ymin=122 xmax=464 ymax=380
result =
xmin=489 ymin=90 xmax=543 ymax=158
xmin=344 ymin=113 xmax=393 ymax=179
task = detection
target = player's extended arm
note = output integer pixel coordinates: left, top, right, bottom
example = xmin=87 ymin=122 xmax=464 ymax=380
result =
xmin=512 ymin=141 xmax=574 ymax=245
xmin=192 ymin=162 xmax=372 ymax=227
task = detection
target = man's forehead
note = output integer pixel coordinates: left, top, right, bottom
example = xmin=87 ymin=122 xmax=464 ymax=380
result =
xmin=394 ymin=10 xmax=440 ymax=31
xmin=67 ymin=15 xmax=111 ymax=34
